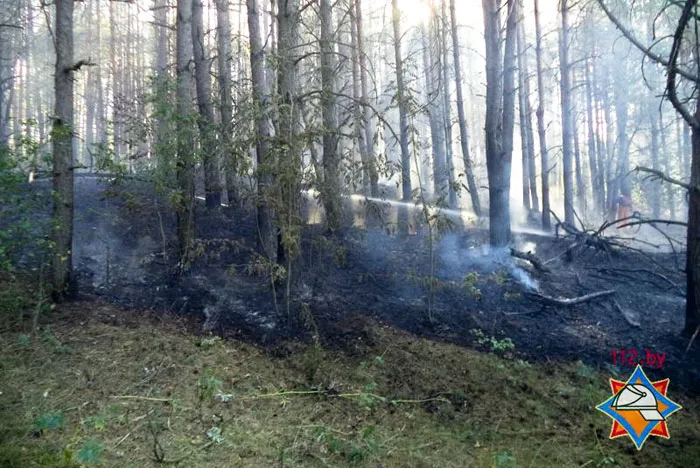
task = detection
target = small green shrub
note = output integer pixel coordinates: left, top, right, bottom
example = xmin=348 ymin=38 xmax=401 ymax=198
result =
xmin=77 ymin=439 xmax=104 ymax=465
xmin=33 ymin=412 xmax=64 ymax=432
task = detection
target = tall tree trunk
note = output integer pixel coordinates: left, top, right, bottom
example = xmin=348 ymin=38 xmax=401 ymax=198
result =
xmin=247 ymin=0 xmax=276 ymax=256
xmin=349 ymin=0 xmax=365 ymax=193
xmin=52 ymin=0 xmax=75 ymax=297
xmin=276 ymin=0 xmax=300 ymax=265
xmin=192 ymin=0 xmax=222 ymax=207
xmin=516 ymin=3 xmax=538 ymax=214
xmin=110 ymin=1 xmax=120 ymax=163
xmin=440 ymin=0 xmax=457 ymax=209
xmin=533 ymin=0 xmax=550 ymax=229
xmin=650 ymin=108 xmax=661 ymax=218
xmin=595 ymin=87 xmax=607 ymax=212
xmin=450 ymin=0 xmax=481 ymax=216
xmin=659 ymin=112 xmax=674 ymax=219
xmin=572 ymin=87 xmax=585 ymax=216
xmin=391 ymin=0 xmax=412 ymax=203
xmin=320 ymin=0 xmax=342 ymax=230
xmin=559 ymin=0 xmax=574 ymax=225
xmin=85 ymin=0 xmax=95 ymax=171
xmin=154 ymin=0 xmax=170 ymax=174
xmin=517 ymin=18 xmax=530 ymax=213
xmin=483 ymin=0 xmax=516 ymax=247
xmin=422 ymin=22 xmax=447 ymax=201
xmin=354 ymin=0 xmax=378 ymax=197
xmin=584 ymin=55 xmax=600 ymax=214
xmin=613 ymin=70 xmax=630 ymax=202
xmin=216 ymin=0 xmax=236 ymax=203
xmin=686 ymin=101 xmax=700 ymax=334
xmin=95 ymin=0 xmax=106 ymax=146
xmin=176 ymin=0 xmax=196 ymax=260
xmin=684 ymin=120 xmax=691 ymax=213
xmin=26 ymin=2 xmax=37 ymax=178
xmin=602 ymin=74 xmax=615 ymax=214
xmin=517 ymin=0 xmax=538 ymax=213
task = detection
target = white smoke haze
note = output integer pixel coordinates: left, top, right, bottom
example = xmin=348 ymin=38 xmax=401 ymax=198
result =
xmin=437 ymin=234 xmax=539 ymax=292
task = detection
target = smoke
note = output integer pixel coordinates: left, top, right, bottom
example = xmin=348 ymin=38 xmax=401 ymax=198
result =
xmin=437 ymin=234 xmax=539 ymax=292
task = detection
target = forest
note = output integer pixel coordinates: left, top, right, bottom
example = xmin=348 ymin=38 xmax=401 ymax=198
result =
xmin=1 ymin=0 xmax=700 ymax=466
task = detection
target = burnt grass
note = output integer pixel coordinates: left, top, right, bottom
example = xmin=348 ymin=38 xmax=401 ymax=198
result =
xmin=15 ymin=175 xmax=700 ymax=394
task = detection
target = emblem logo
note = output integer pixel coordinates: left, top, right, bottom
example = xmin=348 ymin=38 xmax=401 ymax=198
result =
xmin=596 ymin=364 xmax=682 ymax=450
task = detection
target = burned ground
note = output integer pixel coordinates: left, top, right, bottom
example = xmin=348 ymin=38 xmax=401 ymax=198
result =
xmin=12 ymin=176 xmax=700 ymax=393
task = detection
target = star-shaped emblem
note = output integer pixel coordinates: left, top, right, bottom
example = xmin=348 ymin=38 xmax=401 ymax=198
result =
xmin=596 ymin=364 xmax=682 ymax=450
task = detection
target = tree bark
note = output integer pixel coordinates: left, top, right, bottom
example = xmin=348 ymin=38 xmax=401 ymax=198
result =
xmin=533 ymin=0 xmax=550 ymax=229
xmin=354 ymin=0 xmax=378 ymax=197
xmin=95 ymin=0 xmax=107 ymax=146
xmin=320 ymin=0 xmax=342 ymax=231
xmin=450 ymin=0 xmax=481 ymax=216
xmin=584 ymin=55 xmax=600 ymax=214
xmin=215 ymin=0 xmax=236 ymax=204
xmin=659 ymin=112 xmax=674 ymax=219
xmin=518 ymin=47 xmax=531 ymax=212
xmin=52 ymin=0 xmax=75 ymax=297
xmin=192 ymin=0 xmax=222 ymax=207
xmin=572 ymin=83 xmax=585 ymax=216
xmin=559 ymin=0 xmax=574 ymax=225
xmin=247 ymin=0 xmax=276 ymax=256
xmin=483 ymin=0 xmax=516 ymax=247
xmin=516 ymin=2 xmax=538 ymax=214
xmin=154 ymin=0 xmax=170 ymax=174
xmin=686 ymin=101 xmax=700 ymax=334
xmin=176 ymin=0 xmax=197 ymax=260
xmin=391 ymin=0 xmax=412 ymax=203
xmin=422 ymin=22 xmax=447 ymax=202
xmin=440 ymin=0 xmax=457 ymax=209
xmin=650 ymin=106 xmax=661 ymax=218
xmin=110 ymin=1 xmax=121 ymax=163
xmin=276 ymin=0 xmax=301 ymax=265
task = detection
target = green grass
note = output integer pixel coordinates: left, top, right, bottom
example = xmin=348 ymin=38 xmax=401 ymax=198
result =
xmin=0 ymin=279 xmax=698 ymax=467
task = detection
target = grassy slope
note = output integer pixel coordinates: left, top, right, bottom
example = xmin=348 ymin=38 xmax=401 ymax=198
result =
xmin=0 ymin=281 xmax=699 ymax=467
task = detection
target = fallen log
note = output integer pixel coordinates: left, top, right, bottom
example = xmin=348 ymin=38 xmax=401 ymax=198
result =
xmin=510 ymin=249 xmax=550 ymax=273
xmin=525 ymin=289 xmax=615 ymax=307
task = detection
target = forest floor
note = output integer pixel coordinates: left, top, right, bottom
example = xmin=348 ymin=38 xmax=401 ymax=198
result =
xmin=2 ymin=176 xmax=700 ymax=466
xmin=1 ymin=278 xmax=699 ymax=467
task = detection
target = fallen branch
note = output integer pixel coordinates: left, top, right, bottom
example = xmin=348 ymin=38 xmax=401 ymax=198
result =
xmin=616 ymin=218 xmax=688 ymax=229
xmin=687 ymin=325 xmax=700 ymax=353
xmin=613 ymin=300 xmax=641 ymax=328
xmin=595 ymin=267 xmax=684 ymax=295
xmin=525 ymin=290 xmax=615 ymax=307
xmin=510 ymin=248 xmax=550 ymax=273
xmin=110 ymin=395 xmax=172 ymax=403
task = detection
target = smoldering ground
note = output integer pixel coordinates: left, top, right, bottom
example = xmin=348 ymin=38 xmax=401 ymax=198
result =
xmin=9 ymin=175 xmax=700 ymax=392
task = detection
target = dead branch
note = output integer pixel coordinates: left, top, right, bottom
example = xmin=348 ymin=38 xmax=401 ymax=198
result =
xmin=687 ymin=325 xmax=700 ymax=352
xmin=617 ymin=218 xmax=688 ymax=229
xmin=613 ymin=300 xmax=641 ymax=328
xmin=596 ymin=0 xmax=700 ymax=84
xmin=525 ymin=289 xmax=615 ymax=307
xmin=635 ymin=166 xmax=698 ymax=193
xmin=595 ymin=267 xmax=684 ymax=295
xmin=510 ymin=248 xmax=550 ymax=273
xmin=65 ymin=59 xmax=96 ymax=73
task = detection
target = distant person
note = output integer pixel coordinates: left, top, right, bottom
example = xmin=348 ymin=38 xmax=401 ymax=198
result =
xmin=616 ymin=193 xmax=633 ymax=221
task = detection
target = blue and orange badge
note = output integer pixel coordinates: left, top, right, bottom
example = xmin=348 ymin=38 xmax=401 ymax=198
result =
xmin=596 ymin=364 xmax=682 ymax=450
